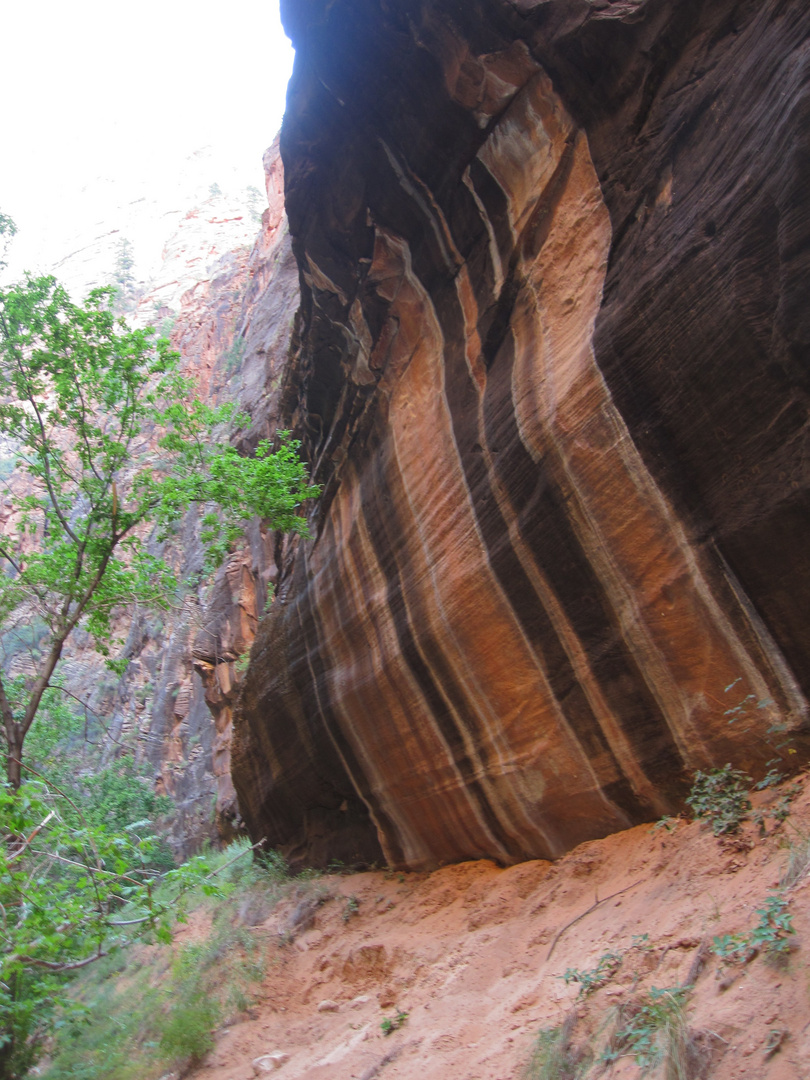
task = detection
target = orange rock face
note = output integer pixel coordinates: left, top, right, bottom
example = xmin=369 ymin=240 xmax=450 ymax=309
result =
xmin=232 ymin=0 xmax=810 ymax=869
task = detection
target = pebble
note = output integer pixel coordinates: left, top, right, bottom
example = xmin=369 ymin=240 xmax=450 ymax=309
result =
xmin=317 ymin=999 xmax=340 ymax=1012
xmin=253 ymin=1053 xmax=290 ymax=1073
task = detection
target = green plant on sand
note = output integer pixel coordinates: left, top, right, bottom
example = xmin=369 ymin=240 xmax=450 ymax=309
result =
xmin=561 ymin=951 xmax=622 ymax=998
xmin=600 ymin=986 xmax=690 ymax=1079
xmin=381 ymin=1010 xmax=408 ymax=1036
xmin=712 ymin=893 xmax=796 ymax=967
xmin=685 ymin=765 xmax=752 ymax=836
xmin=40 ymin=838 xmax=291 ymax=1080
xmin=525 ymin=1015 xmax=590 ymax=1080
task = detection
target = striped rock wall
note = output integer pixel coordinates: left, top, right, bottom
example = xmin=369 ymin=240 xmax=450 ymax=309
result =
xmin=232 ymin=0 xmax=810 ymax=869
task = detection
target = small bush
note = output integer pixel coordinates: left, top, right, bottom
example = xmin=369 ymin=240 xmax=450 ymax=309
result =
xmin=41 ymin=840 xmax=287 ymax=1079
xmin=158 ymin=986 xmax=219 ymax=1065
xmin=711 ymin=894 xmax=795 ymax=967
xmin=711 ymin=932 xmax=753 ymax=964
xmin=380 ymin=1010 xmax=408 ymax=1036
xmin=525 ymin=1018 xmax=589 ymax=1080
xmin=561 ymin=951 xmax=622 ymax=998
xmin=686 ymin=765 xmax=751 ymax=835
xmin=751 ymin=895 xmax=795 ymax=961
xmin=342 ymin=895 xmax=360 ymax=922
xmin=601 ymin=986 xmax=689 ymax=1079
xmin=780 ymin=828 xmax=810 ymax=888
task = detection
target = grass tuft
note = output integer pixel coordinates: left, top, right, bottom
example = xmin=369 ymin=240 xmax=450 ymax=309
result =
xmin=39 ymin=840 xmax=300 ymax=1080
xmin=525 ymin=1013 xmax=589 ymax=1080
xmin=780 ymin=826 xmax=810 ymax=888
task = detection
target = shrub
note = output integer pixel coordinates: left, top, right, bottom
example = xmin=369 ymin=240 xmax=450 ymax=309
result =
xmin=41 ymin=839 xmax=283 ymax=1079
xmin=561 ymin=951 xmax=622 ymax=998
xmin=0 ymin=257 xmax=319 ymax=789
xmin=686 ymin=765 xmax=751 ymax=835
xmin=342 ymin=895 xmax=360 ymax=922
xmin=380 ymin=1011 xmax=408 ymax=1036
xmin=525 ymin=1019 xmax=589 ymax=1080
xmin=158 ymin=991 xmax=219 ymax=1065
xmin=601 ymin=986 xmax=689 ymax=1079
xmin=158 ymin=946 xmax=221 ymax=1065
xmin=751 ymin=895 xmax=795 ymax=961
xmin=780 ymin=827 xmax=810 ymax=888
xmin=711 ymin=894 xmax=795 ymax=966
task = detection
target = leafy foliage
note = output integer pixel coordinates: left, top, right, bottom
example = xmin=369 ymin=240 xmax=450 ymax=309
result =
xmin=380 ymin=1010 xmax=408 ymax=1036
xmin=561 ymin=951 xmax=622 ymax=998
xmin=0 ymin=216 xmax=15 ymax=273
xmin=601 ymin=986 xmax=690 ymax=1078
xmin=342 ymin=894 xmax=360 ymax=922
xmin=712 ymin=893 xmax=795 ymax=966
xmin=157 ymin=945 xmax=220 ymax=1066
xmin=3 ymin=679 xmax=174 ymax=868
xmin=0 ymin=780 xmax=224 ymax=1076
xmin=0 ymin=264 xmax=319 ymax=784
xmin=756 ymin=901 xmax=794 ymax=956
xmin=0 ymin=219 xmax=319 ymax=1075
xmin=525 ymin=1021 xmax=589 ymax=1080
xmin=111 ymin=238 xmax=138 ymax=315
xmin=710 ymin=931 xmax=753 ymax=964
xmin=41 ymin=840 xmax=292 ymax=1079
xmin=685 ymin=765 xmax=752 ymax=835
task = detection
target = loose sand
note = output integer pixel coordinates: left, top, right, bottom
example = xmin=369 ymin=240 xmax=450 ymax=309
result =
xmin=186 ymin=774 xmax=810 ymax=1080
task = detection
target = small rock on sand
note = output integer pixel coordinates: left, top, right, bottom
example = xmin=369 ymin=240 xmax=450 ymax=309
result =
xmin=252 ymin=1053 xmax=290 ymax=1073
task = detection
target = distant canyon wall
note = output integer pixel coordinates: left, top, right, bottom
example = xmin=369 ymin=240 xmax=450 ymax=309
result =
xmin=232 ymin=0 xmax=810 ymax=869
xmin=62 ymin=144 xmax=298 ymax=857
xmin=154 ymin=140 xmax=300 ymax=847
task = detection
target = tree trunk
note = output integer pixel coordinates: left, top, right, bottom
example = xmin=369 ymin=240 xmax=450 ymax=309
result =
xmin=6 ymin=727 xmax=22 ymax=790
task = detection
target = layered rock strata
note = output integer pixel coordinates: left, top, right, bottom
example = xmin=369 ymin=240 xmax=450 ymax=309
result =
xmin=233 ymin=0 xmax=810 ymax=869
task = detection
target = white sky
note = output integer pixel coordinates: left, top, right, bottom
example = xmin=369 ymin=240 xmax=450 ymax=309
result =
xmin=0 ymin=0 xmax=294 ymax=279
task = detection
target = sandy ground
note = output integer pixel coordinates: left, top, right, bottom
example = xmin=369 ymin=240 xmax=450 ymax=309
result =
xmin=184 ymin=775 xmax=810 ymax=1080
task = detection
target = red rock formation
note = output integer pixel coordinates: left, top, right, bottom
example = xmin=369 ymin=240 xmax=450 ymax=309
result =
xmin=232 ymin=0 xmax=810 ymax=869
xmin=159 ymin=137 xmax=300 ymax=841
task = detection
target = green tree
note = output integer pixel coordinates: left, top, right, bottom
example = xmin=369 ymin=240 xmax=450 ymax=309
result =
xmin=0 ymin=251 xmax=318 ymax=789
xmin=0 ymin=216 xmax=311 ymax=1078
xmin=0 ymin=777 xmax=226 ymax=1077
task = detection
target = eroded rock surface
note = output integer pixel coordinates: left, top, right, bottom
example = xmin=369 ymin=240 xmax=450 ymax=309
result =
xmin=158 ymin=138 xmax=299 ymax=842
xmin=233 ymin=0 xmax=810 ymax=869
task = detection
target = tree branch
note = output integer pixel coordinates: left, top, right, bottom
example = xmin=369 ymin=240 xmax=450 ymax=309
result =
xmin=546 ymin=879 xmax=643 ymax=961
xmin=10 ymin=948 xmax=107 ymax=972
xmin=12 ymin=759 xmax=103 ymax=873
xmin=18 ymin=518 xmax=142 ymax=744
xmin=27 ymin=849 xmax=149 ymax=889
xmin=6 ymin=811 xmax=55 ymax=864
xmin=11 ymin=352 xmax=79 ymax=545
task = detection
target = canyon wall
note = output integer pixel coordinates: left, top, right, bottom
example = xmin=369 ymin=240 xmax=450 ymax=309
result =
xmin=232 ymin=0 xmax=810 ymax=870
xmin=143 ymin=141 xmax=300 ymax=848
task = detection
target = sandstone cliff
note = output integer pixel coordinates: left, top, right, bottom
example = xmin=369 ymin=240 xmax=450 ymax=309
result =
xmin=132 ymin=139 xmax=301 ymax=850
xmin=232 ymin=0 xmax=810 ymax=870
